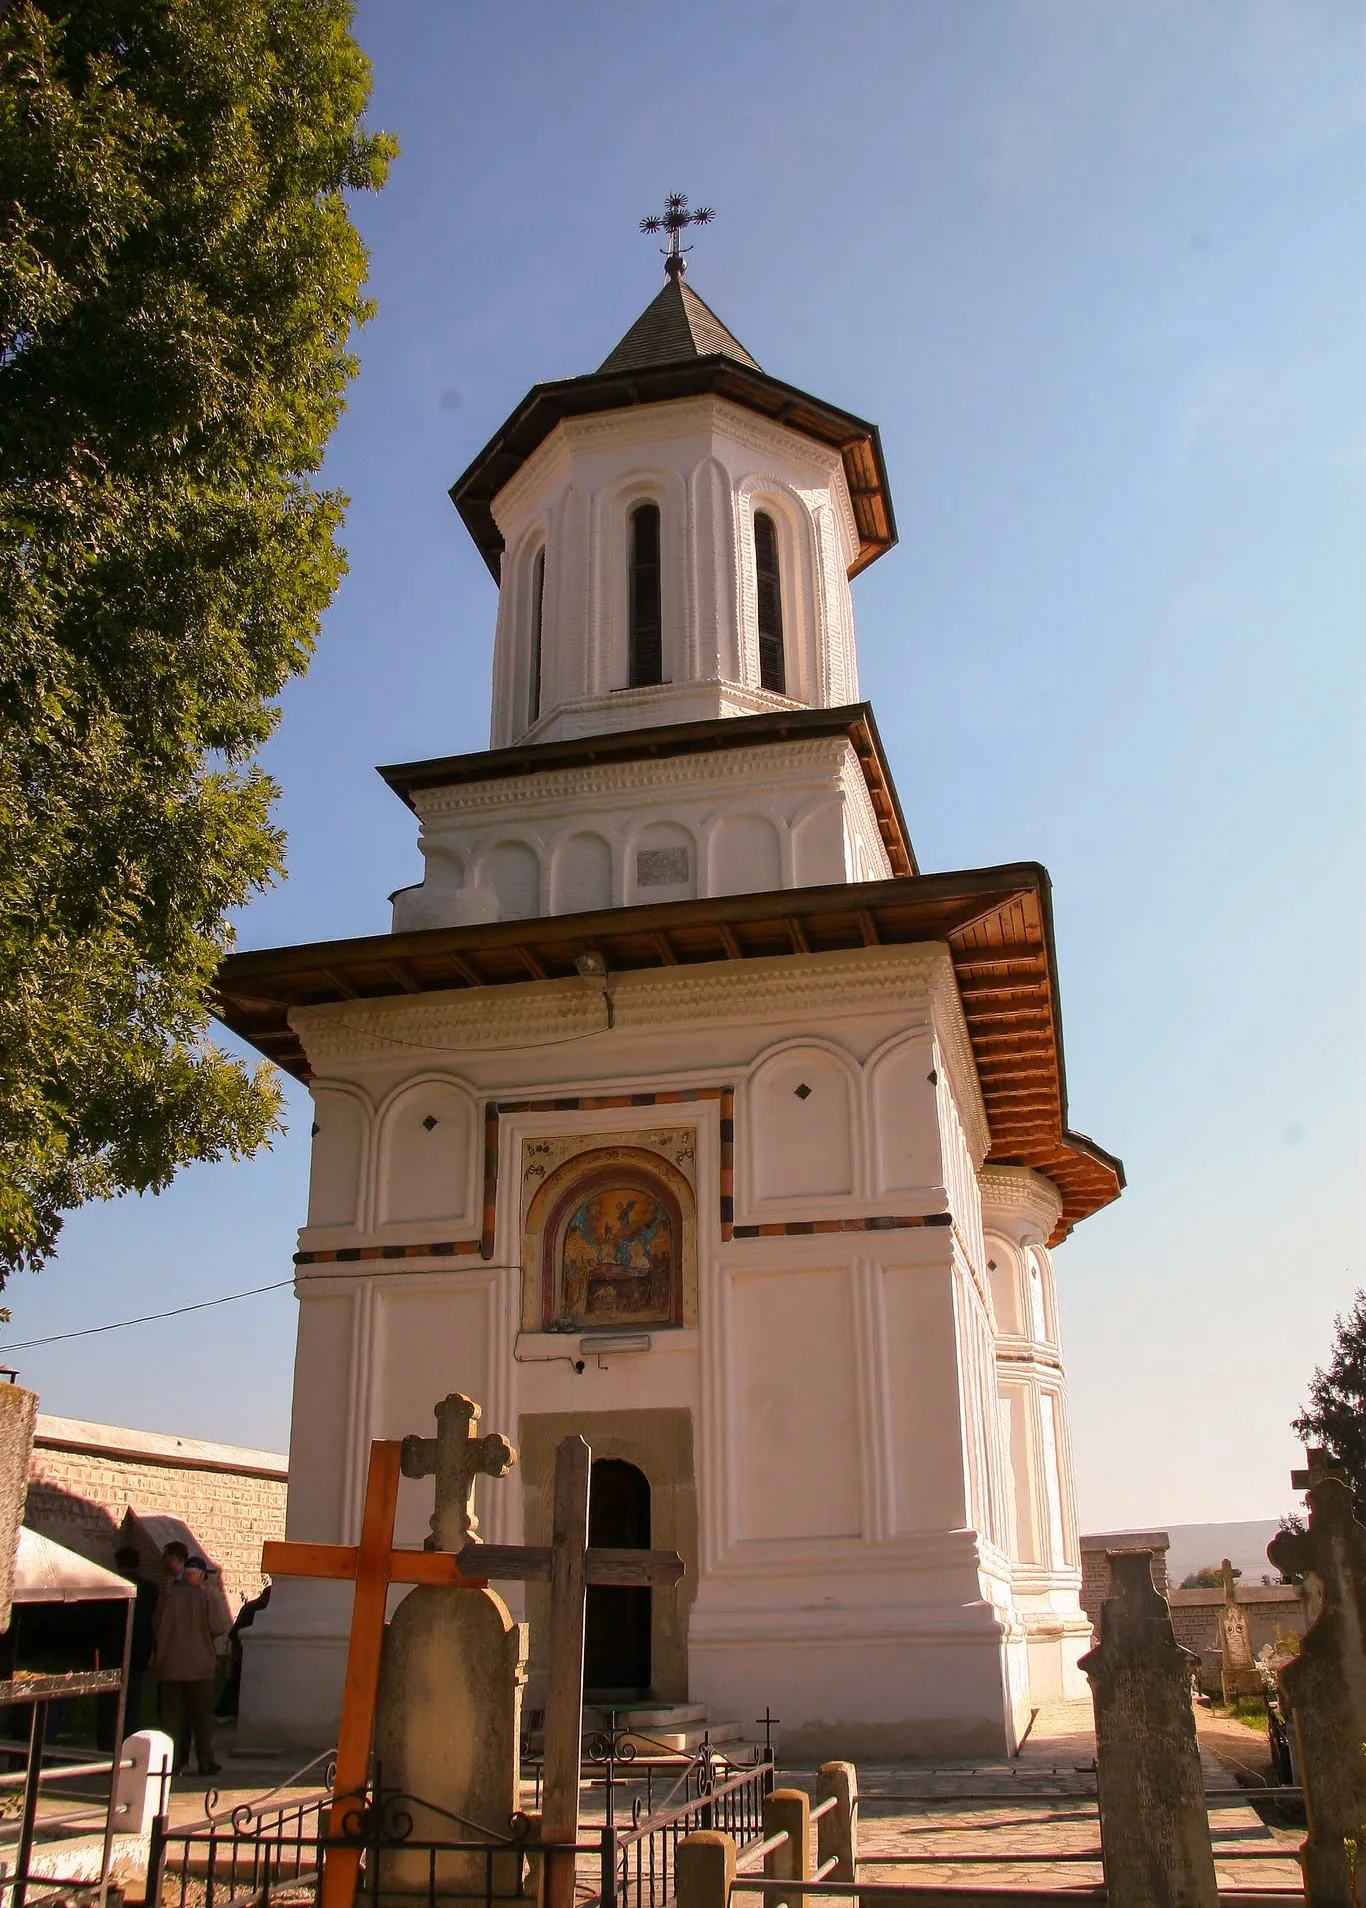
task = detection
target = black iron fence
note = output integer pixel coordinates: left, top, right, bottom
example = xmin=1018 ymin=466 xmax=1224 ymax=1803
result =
xmin=146 ymin=1751 xmax=337 ymax=1908
xmin=141 ymin=1739 xmax=776 ymax=1908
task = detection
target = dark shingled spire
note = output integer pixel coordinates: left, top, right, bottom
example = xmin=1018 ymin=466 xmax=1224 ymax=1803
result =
xmin=598 ymin=272 xmax=762 ymax=376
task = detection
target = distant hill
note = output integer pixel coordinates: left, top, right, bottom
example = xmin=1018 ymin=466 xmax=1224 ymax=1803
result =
xmin=1164 ymin=1520 xmax=1287 ymax=1586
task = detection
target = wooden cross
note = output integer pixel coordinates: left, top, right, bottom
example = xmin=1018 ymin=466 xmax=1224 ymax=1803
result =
xmin=462 ymin=1434 xmax=685 ymax=1908
xmin=262 ymin=1398 xmax=684 ymax=1908
xmin=262 ymin=1439 xmax=487 ymax=1908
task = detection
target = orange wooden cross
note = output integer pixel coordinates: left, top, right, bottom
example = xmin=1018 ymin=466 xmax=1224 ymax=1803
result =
xmin=262 ymin=1439 xmax=487 ymax=1908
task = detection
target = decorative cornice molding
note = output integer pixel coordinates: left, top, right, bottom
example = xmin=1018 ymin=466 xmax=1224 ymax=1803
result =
xmin=411 ymin=733 xmax=854 ymax=823
xmin=289 ymin=944 xmax=948 ymax=1071
xmin=980 ymin=1166 xmax=1064 ymax=1245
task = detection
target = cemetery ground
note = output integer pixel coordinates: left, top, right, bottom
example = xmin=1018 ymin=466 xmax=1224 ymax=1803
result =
xmin=79 ymin=1691 xmax=1301 ymax=1902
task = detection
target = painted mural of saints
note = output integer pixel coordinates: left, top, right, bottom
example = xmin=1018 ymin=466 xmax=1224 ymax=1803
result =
xmin=559 ymin=1185 xmax=676 ymax=1325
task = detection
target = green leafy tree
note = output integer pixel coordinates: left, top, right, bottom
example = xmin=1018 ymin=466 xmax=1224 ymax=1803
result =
xmin=0 ymin=0 xmax=394 ymax=1277
xmin=1180 ymin=1565 xmax=1240 ymax=1590
xmin=1293 ymin=1290 xmax=1366 ymax=1518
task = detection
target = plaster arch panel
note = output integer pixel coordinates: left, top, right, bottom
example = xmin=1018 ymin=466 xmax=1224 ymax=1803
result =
xmin=689 ymin=454 xmax=739 ymax=681
xmin=866 ymin=1032 xmax=945 ymax=1200
xmin=306 ymin=1085 xmax=370 ymax=1231
xmin=1025 ymin=1248 xmax=1055 ymax=1347
xmin=984 ymin=1235 xmax=1023 ymax=1338
xmin=789 ymin=798 xmax=847 ymax=888
xmin=478 ymin=838 xmax=542 ymax=920
xmin=551 ymin=830 xmax=614 ymax=915
xmin=744 ymin=1040 xmax=858 ymax=1209
xmin=376 ymin=1077 xmax=479 ymax=1233
xmin=711 ymin=811 xmax=783 ymax=898
xmin=548 ymin=485 xmax=589 ymax=709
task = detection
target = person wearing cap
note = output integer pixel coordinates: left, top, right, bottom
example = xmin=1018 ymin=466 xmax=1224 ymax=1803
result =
xmin=151 ymin=1555 xmax=223 ymax=1775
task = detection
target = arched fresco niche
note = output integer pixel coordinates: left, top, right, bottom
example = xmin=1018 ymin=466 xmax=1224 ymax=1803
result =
xmin=521 ymin=1141 xmax=697 ymax=1333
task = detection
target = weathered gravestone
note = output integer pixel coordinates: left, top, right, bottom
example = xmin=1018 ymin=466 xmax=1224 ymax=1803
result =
xmin=1268 ymin=1449 xmax=1366 ymax=1908
xmin=1217 ymin=1558 xmax=1260 ymax=1704
xmin=374 ymin=1396 xmax=528 ymax=1907
xmin=1079 ymin=1549 xmax=1218 ymax=1908
xmin=0 ymin=1383 xmax=37 ymax=1632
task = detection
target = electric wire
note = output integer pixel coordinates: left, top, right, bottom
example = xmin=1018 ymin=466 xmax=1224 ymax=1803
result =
xmin=0 ymin=1279 xmax=295 ymax=1355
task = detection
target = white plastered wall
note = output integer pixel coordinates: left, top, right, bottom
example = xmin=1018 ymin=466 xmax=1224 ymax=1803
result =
xmin=240 ymin=945 xmax=1035 ymax=1757
xmin=982 ymin=1164 xmax=1090 ymax=1702
xmin=388 ymin=735 xmax=891 ymax=933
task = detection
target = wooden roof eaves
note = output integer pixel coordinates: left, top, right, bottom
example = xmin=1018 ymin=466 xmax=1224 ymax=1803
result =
xmin=448 ymin=357 xmax=897 ymax=583
xmin=213 ymin=860 xmax=1123 ymax=1239
xmin=376 ymin=702 xmax=919 ymax=880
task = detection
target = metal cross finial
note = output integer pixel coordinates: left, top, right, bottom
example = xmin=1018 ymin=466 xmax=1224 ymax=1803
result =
xmin=400 ymin=1392 xmax=515 ymax=1553
xmin=640 ymin=192 xmax=714 ymax=278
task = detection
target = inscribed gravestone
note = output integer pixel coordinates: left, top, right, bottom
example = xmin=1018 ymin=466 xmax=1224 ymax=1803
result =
xmin=1079 ymin=1549 xmax=1218 ymax=1908
xmin=374 ymin=1396 xmax=528 ymax=1906
xmin=1216 ymin=1558 xmax=1259 ymax=1703
xmin=1268 ymin=1452 xmax=1366 ymax=1908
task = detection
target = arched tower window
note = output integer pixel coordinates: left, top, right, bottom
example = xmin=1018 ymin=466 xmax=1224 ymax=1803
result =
xmin=528 ymin=547 xmax=545 ymax=725
xmin=754 ymin=511 xmax=786 ymax=694
xmin=628 ymin=502 xmax=663 ymax=688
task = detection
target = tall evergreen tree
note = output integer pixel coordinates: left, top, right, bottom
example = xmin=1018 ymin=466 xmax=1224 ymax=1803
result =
xmin=1294 ymin=1292 xmax=1366 ymax=1518
xmin=0 ymin=0 xmax=394 ymax=1277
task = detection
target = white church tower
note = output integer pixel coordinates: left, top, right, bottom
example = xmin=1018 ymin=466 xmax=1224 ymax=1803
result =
xmin=221 ymin=208 xmax=1123 ymax=1756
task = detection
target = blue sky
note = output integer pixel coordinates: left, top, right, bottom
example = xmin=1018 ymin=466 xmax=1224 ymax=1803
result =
xmin=7 ymin=0 xmax=1363 ymax=1528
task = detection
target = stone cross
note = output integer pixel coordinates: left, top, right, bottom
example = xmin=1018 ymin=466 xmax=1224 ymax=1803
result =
xmin=401 ymin=1392 xmax=514 ymax=1552
xmin=1268 ymin=1453 xmax=1366 ymax=1908
xmin=1217 ymin=1557 xmax=1258 ymax=1702
xmin=1079 ymin=1549 xmax=1218 ymax=1908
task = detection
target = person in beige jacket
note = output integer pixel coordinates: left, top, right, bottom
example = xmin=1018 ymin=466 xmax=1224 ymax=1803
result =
xmin=151 ymin=1556 xmax=224 ymax=1775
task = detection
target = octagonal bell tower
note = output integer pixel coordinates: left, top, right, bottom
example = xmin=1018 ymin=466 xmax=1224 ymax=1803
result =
xmin=451 ymin=257 xmax=895 ymax=752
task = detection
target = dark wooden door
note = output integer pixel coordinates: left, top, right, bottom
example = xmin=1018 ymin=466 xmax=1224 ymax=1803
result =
xmin=584 ymin=1459 xmax=652 ymax=1695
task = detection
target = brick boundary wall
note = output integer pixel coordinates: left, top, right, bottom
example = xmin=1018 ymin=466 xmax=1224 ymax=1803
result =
xmin=25 ymin=1415 xmax=288 ymax=1613
xmin=1167 ymin=1585 xmax=1308 ymax=1664
xmin=1079 ymin=1529 xmax=1170 ymax=1636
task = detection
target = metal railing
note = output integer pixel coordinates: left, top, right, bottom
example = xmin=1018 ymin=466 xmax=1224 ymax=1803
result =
xmin=597 ymin=1751 xmax=776 ymax=1908
xmin=146 ymin=1749 xmax=337 ymax=1908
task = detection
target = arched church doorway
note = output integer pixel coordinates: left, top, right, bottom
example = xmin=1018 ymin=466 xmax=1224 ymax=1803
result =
xmin=584 ymin=1458 xmax=651 ymax=1695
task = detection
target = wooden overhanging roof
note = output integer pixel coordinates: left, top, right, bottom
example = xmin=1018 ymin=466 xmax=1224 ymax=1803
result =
xmin=377 ymin=702 xmax=915 ymax=878
xmin=213 ymin=862 xmax=1123 ymax=1244
xmin=450 ymin=357 xmax=896 ymax=584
